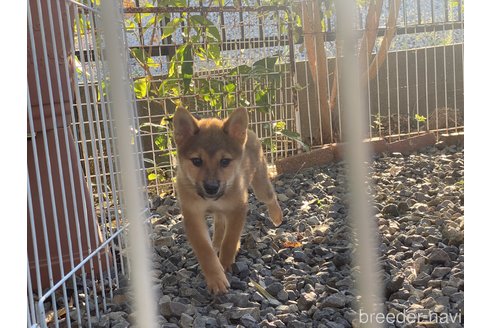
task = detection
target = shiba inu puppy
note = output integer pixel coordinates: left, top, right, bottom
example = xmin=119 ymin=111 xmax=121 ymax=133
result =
xmin=173 ymin=106 xmax=283 ymax=294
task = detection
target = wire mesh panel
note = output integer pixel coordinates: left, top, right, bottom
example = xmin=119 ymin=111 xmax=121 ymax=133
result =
xmin=122 ymin=1 xmax=301 ymax=196
xmin=292 ymin=0 xmax=464 ymax=145
xmin=119 ymin=0 xmax=465 ymax=195
xmin=27 ymin=0 xmax=149 ymax=327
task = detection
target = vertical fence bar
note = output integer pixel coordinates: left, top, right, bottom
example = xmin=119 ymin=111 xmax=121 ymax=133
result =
xmin=28 ymin=4 xmax=64 ymax=326
xmin=72 ymin=6 xmax=103 ymax=320
xmin=99 ymin=1 xmax=157 ymax=328
xmin=442 ymin=1 xmax=449 ymax=133
xmin=64 ymin=4 xmax=100 ymax=326
xmin=334 ymin=1 xmax=383 ymax=327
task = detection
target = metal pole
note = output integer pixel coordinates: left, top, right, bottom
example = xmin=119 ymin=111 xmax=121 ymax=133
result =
xmin=99 ymin=1 xmax=157 ymax=328
xmin=334 ymin=1 xmax=383 ymax=326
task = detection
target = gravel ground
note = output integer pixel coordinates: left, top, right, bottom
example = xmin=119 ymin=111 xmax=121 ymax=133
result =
xmin=96 ymin=144 xmax=464 ymax=328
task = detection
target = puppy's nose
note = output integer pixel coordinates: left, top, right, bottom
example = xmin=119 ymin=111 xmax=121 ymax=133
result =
xmin=203 ymin=180 xmax=220 ymax=195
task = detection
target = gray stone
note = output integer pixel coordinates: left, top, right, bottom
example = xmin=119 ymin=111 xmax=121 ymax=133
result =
xmin=333 ymin=253 xmax=350 ymax=267
xmin=91 ymin=316 xmax=110 ymax=328
xmin=193 ymin=315 xmax=218 ymax=328
xmin=228 ymin=307 xmax=261 ymax=321
xmin=324 ymin=323 xmax=345 ymax=328
xmin=231 ymin=261 xmax=249 ymax=274
xmin=278 ymin=194 xmax=289 ymax=202
xmin=266 ymin=282 xmax=284 ymax=296
xmin=227 ymin=292 xmax=250 ymax=307
xmin=450 ymin=292 xmax=464 ymax=304
xmin=428 ymin=248 xmax=451 ymax=265
xmin=240 ymin=313 xmax=258 ymax=328
xmin=287 ymin=320 xmax=306 ymax=328
xmin=297 ymin=291 xmax=317 ymax=311
xmin=421 ymin=297 xmax=437 ymax=309
xmin=230 ymin=279 xmax=248 ymax=290
xmin=161 ymin=324 xmax=179 ymax=328
xmin=321 ymin=293 xmax=346 ymax=308
xmin=442 ymin=225 xmax=464 ymax=246
xmin=154 ymin=235 xmax=175 ymax=247
xmin=397 ymin=202 xmax=410 ymax=214
xmin=159 ymin=301 xmax=188 ymax=318
xmin=431 ymin=266 xmax=452 ymax=278
xmin=276 ymin=305 xmax=291 ymax=314
xmin=259 ymin=319 xmax=277 ymax=328
xmin=413 ymin=202 xmax=429 ymax=212
xmin=273 ymin=320 xmax=287 ymax=328
xmin=180 ymin=313 xmax=194 ymax=328
xmin=385 ymin=274 xmax=404 ymax=297
xmin=111 ymin=322 xmax=130 ymax=328
xmin=106 ymin=311 xmax=128 ymax=321
xmin=413 ymin=272 xmax=431 ymax=287
xmin=293 ymin=250 xmax=308 ymax=262
xmin=277 ymin=289 xmax=289 ymax=302
xmin=382 ymin=204 xmax=399 ymax=217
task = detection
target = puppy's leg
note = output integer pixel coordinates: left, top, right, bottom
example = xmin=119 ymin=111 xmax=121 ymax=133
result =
xmin=251 ymin=157 xmax=283 ymax=226
xmin=219 ymin=205 xmax=247 ymax=271
xmin=182 ymin=209 xmax=229 ymax=294
xmin=212 ymin=213 xmax=225 ymax=254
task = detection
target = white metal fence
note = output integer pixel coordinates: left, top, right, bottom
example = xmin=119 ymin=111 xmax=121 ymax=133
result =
xmin=27 ymin=0 xmax=464 ymax=327
xmin=27 ymin=0 xmax=151 ymax=326
xmin=119 ymin=0 xmax=464 ymax=195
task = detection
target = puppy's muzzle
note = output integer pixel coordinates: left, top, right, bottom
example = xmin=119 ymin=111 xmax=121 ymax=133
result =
xmin=203 ymin=180 xmax=220 ymax=197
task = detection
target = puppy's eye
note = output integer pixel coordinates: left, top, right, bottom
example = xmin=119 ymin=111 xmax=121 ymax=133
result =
xmin=220 ymin=158 xmax=232 ymax=168
xmin=191 ymin=158 xmax=203 ymax=167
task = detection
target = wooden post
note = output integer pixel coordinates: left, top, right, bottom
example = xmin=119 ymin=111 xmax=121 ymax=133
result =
xmin=301 ymin=0 xmax=332 ymax=144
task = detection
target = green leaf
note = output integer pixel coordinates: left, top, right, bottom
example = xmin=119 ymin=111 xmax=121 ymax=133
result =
xmin=273 ymin=121 xmax=286 ymax=132
xmin=161 ymin=17 xmax=183 ymax=39
xmin=169 ymin=44 xmax=187 ymax=78
xmin=155 ymin=135 xmax=167 ymax=151
xmin=144 ymin=158 xmax=156 ymax=166
xmin=207 ymin=43 xmax=221 ymax=64
xmin=224 ymin=83 xmax=236 ymax=93
xmin=147 ymin=56 xmax=159 ymax=68
xmin=134 ymin=78 xmax=149 ymax=99
xmin=74 ymin=13 xmax=91 ymax=35
xmin=148 ymin=173 xmax=158 ymax=181
xmin=195 ymin=46 xmax=207 ymax=61
xmin=261 ymin=137 xmax=277 ymax=152
xmin=190 ymin=15 xmax=221 ymax=42
xmin=125 ymin=19 xmax=136 ymax=31
xmin=74 ymin=56 xmax=90 ymax=78
xmin=158 ymin=0 xmax=187 ymax=6
xmin=415 ymin=114 xmax=427 ymax=122
xmin=255 ymin=88 xmax=270 ymax=111
xmin=158 ymin=78 xmax=180 ymax=97
xmin=229 ymin=64 xmax=251 ymax=76
xmin=276 ymin=129 xmax=310 ymax=151
xmin=252 ymin=55 xmax=279 ymax=70
xmin=130 ymin=48 xmax=146 ymax=66
xmin=97 ymin=79 xmax=108 ymax=101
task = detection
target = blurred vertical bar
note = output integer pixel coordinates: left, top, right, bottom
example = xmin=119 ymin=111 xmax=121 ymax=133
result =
xmin=334 ymin=1 xmax=383 ymax=327
xmin=99 ymin=1 xmax=157 ymax=328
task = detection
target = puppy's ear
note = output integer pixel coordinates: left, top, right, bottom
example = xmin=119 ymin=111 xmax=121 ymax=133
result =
xmin=223 ymin=107 xmax=248 ymax=145
xmin=173 ymin=107 xmax=198 ymax=146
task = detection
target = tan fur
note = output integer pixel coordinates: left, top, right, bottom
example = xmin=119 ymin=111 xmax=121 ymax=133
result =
xmin=173 ymin=107 xmax=283 ymax=294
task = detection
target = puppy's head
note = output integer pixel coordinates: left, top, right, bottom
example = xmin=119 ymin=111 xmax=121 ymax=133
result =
xmin=173 ymin=107 xmax=248 ymax=200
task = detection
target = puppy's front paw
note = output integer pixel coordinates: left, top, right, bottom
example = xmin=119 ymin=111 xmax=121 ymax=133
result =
xmin=204 ymin=268 xmax=229 ymax=295
xmin=268 ymin=201 xmax=283 ymax=227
